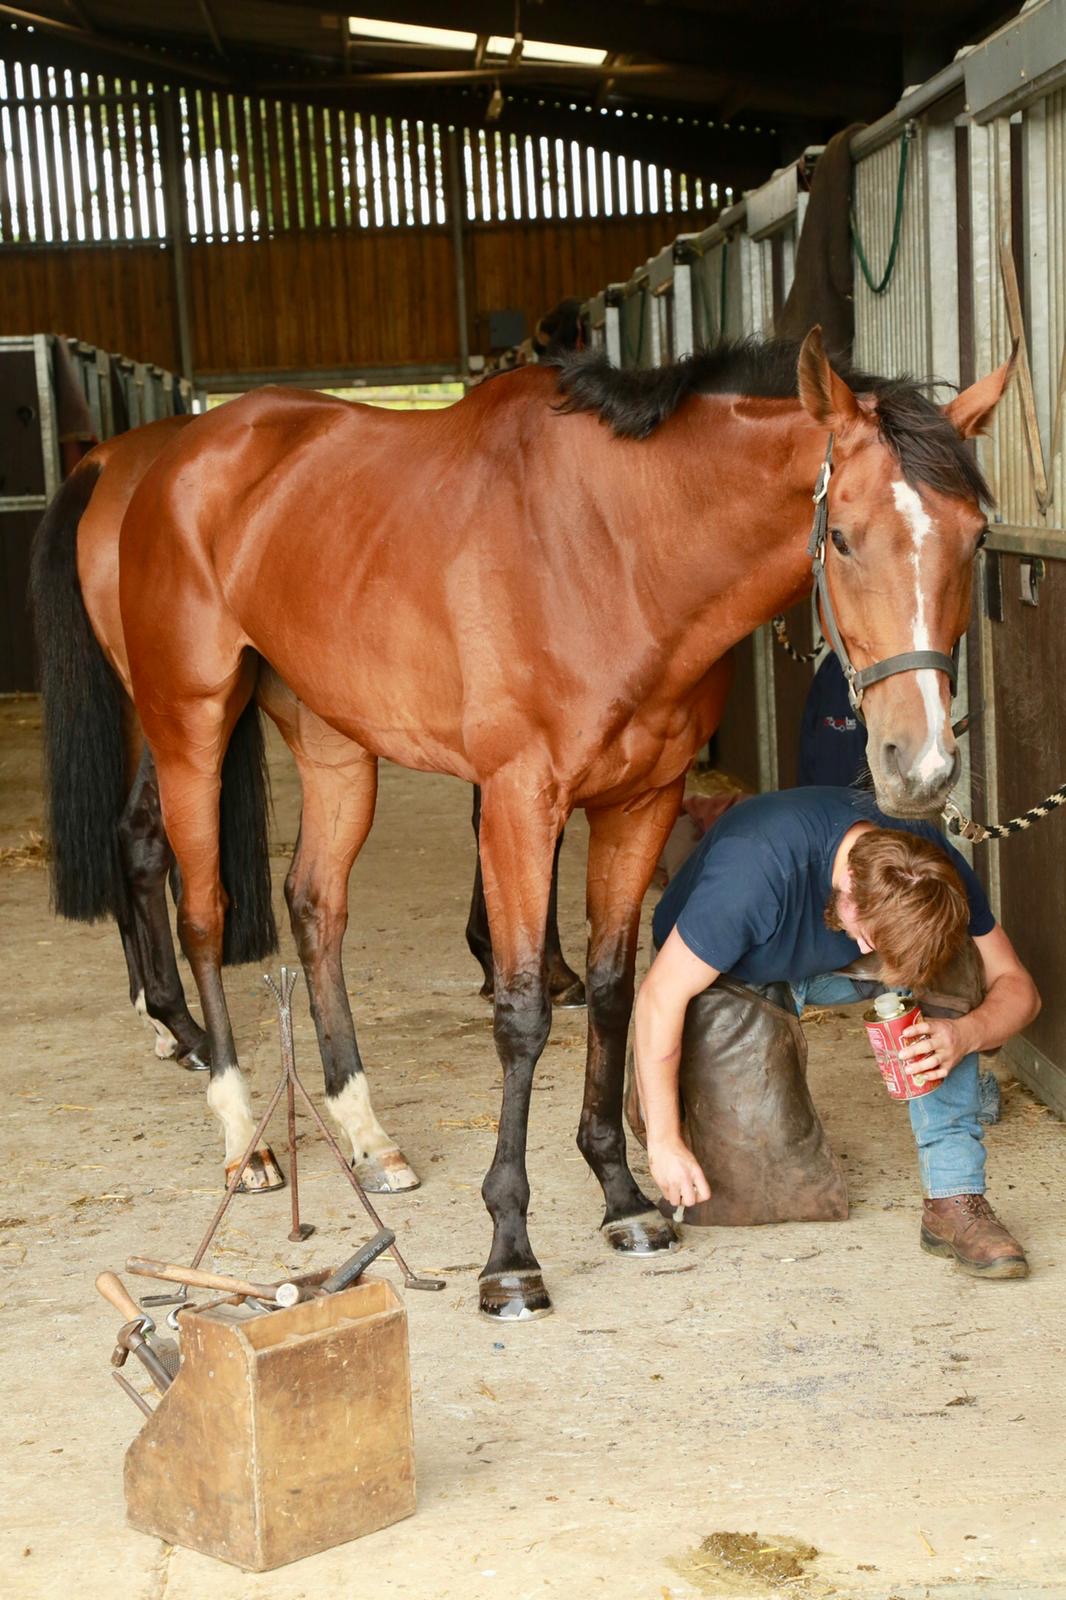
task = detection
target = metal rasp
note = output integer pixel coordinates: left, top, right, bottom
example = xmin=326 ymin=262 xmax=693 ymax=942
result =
xmin=321 ymin=1229 xmax=396 ymax=1295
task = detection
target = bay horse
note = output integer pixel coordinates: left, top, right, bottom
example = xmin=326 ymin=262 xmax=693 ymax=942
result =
xmin=35 ymin=328 xmax=1010 ymax=1318
xmin=32 ymin=413 xmax=581 ymax=1192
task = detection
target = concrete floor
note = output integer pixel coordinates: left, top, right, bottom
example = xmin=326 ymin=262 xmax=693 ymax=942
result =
xmin=1 ymin=695 xmax=1065 ymax=1600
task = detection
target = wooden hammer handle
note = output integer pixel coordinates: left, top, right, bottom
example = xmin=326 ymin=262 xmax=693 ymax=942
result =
xmin=126 ymin=1256 xmax=279 ymax=1299
xmin=96 ymin=1270 xmax=145 ymax=1323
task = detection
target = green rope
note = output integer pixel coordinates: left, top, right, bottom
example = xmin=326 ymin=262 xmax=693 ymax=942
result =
xmin=850 ymin=124 xmax=914 ymax=296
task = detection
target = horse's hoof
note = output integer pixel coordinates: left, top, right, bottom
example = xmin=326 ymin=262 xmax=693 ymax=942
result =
xmin=228 ymin=1146 xmax=285 ymax=1194
xmin=352 ymin=1148 xmax=421 ymax=1193
xmin=550 ymin=976 xmax=586 ymax=1009
xmin=603 ymin=1211 xmax=680 ymax=1255
xmin=178 ymin=1047 xmax=210 ymax=1073
xmin=479 ymin=982 xmax=494 ymax=1004
xmin=479 ymin=1268 xmax=553 ymax=1321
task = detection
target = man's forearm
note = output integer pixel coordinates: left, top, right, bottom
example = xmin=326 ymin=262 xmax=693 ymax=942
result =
xmin=633 ymin=990 xmax=687 ymax=1146
xmin=956 ymin=971 xmax=1040 ymax=1056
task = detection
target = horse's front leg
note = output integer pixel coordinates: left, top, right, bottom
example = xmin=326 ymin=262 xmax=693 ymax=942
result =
xmin=476 ymin=774 xmax=565 ymax=1320
xmin=258 ymin=671 xmax=419 ymax=1193
xmin=467 ymin=785 xmax=585 ymax=1008
xmin=580 ymin=780 xmax=686 ymax=1254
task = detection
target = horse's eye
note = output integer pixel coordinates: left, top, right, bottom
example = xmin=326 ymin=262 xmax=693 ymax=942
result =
xmin=831 ymin=528 xmax=851 ymax=556
xmin=976 ymin=528 xmax=988 ymax=552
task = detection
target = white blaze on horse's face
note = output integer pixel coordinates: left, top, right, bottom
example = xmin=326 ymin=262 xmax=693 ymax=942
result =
xmin=890 ymin=479 xmax=956 ymax=791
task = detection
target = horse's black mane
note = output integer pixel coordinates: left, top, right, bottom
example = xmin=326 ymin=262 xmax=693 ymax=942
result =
xmin=551 ymin=337 xmax=991 ymax=506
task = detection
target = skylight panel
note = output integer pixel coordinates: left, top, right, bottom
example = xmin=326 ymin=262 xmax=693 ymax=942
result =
xmin=348 ymin=17 xmax=478 ymax=51
xmin=485 ymin=37 xmax=608 ymax=66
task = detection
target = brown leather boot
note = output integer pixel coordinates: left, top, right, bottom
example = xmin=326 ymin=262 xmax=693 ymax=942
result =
xmin=921 ymin=1194 xmax=1029 ymax=1279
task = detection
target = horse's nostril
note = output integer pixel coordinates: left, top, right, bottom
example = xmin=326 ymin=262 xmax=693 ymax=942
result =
xmin=882 ymin=742 xmax=900 ymax=777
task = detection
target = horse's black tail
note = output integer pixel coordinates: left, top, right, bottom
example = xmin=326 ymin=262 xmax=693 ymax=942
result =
xmin=219 ymin=690 xmax=278 ymax=966
xmin=29 ymin=459 xmax=130 ymax=923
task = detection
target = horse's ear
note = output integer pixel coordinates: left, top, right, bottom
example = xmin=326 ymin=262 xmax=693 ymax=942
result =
xmin=797 ymin=326 xmax=860 ymax=429
xmin=944 ymin=342 xmax=1018 ymax=438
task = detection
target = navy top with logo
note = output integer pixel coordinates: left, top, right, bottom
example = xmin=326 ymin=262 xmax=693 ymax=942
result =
xmin=797 ymin=653 xmax=869 ymax=788
xmin=651 ymin=786 xmax=995 ymax=985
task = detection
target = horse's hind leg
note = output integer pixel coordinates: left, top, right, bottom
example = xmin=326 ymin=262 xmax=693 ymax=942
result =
xmin=467 ymin=785 xmax=585 ymax=1008
xmin=118 ymin=745 xmax=210 ymax=1070
xmin=259 ymin=672 xmax=418 ymax=1192
xmin=141 ymin=661 xmax=282 ymax=1193
xmin=578 ymin=781 xmax=687 ymax=1256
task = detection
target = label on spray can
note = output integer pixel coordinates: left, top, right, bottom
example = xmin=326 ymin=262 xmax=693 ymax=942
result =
xmin=863 ymin=991 xmax=937 ymax=1101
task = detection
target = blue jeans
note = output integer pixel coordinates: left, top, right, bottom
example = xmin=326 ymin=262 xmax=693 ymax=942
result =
xmin=791 ymin=974 xmax=985 ymax=1199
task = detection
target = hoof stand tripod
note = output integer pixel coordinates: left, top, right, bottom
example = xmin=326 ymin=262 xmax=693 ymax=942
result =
xmin=143 ymin=967 xmax=443 ymax=1317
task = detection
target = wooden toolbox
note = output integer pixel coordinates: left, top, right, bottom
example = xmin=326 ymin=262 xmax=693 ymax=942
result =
xmin=124 ymin=1277 xmax=415 ymax=1570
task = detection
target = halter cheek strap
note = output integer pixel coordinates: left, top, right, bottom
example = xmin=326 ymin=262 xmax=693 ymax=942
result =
xmin=807 ymin=434 xmax=960 ymax=720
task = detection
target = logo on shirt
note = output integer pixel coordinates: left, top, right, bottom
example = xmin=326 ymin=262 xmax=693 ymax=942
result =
xmin=821 ymin=714 xmax=859 ymax=733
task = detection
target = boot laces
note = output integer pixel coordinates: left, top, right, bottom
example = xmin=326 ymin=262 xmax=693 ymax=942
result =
xmin=958 ymin=1193 xmax=994 ymax=1219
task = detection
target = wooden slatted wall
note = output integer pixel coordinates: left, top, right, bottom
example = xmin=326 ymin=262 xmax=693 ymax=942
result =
xmin=0 ymin=51 xmax=721 ymax=375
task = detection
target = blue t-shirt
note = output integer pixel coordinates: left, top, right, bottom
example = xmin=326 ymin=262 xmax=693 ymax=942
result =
xmin=651 ymin=786 xmax=995 ymax=985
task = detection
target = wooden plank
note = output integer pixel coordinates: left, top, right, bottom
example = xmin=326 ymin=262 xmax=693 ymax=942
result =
xmin=262 ymin=98 xmax=283 ymax=234
xmin=0 ymin=105 xmax=13 ymax=241
xmin=281 ymin=101 xmax=300 ymax=231
xmin=476 ymin=128 xmax=491 ymax=224
xmin=223 ymin=94 xmax=242 ymax=237
xmin=549 ymin=133 xmax=566 ymax=222
xmin=216 ymin=91 xmax=237 ymax=237
xmin=0 ymin=214 xmax=671 ymax=377
xmin=10 ymin=93 xmax=37 ymax=241
xmin=505 ymin=131 xmax=521 ymax=223
xmin=246 ymin=95 xmax=267 ymax=238
xmin=137 ymin=90 xmax=159 ymax=240
xmin=309 ymin=101 xmax=328 ymax=229
xmin=53 ymin=80 xmax=78 ymax=242
xmin=382 ymin=115 xmax=399 ymax=228
xmin=399 ymin=118 xmax=415 ymax=226
xmin=90 ymin=76 xmax=112 ymax=240
xmin=988 ymin=551 xmax=1066 ymax=1097
xmin=35 ymin=74 xmax=63 ymax=243
xmin=189 ymin=89 xmax=210 ymax=239
xmin=429 ymin=119 xmax=445 ymax=226
xmin=328 ymin=106 xmax=346 ymax=229
xmin=368 ymin=113 xmax=386 ymax=229
xmin=997 ymin=233 xmax=1050 ymax=514
xmin=230 ymin=95 xmax=253 ymax=239
xmin=101 ymin=83 xmax=127 ymax=240
xmin=348 ymin=111 xmax=366 ymax=227
xmin=297 ymin=103 xmax=315 ymax=229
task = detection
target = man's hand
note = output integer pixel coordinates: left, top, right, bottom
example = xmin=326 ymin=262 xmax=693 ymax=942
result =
xmin=900 ymin=1017 xmax=969 ymax=1083
xmin=648 ymin=1137 xmax=712 ymax=1209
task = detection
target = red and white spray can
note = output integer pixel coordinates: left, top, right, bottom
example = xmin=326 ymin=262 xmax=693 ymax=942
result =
xmin=863 ymin=991 xmax=937 ymax=1101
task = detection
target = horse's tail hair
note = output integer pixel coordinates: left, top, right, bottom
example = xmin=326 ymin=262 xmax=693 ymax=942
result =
xmin=219 ymin=685 xmax=279 ymax=966
xmin=29 ymin=458 xmax=130 ymax=923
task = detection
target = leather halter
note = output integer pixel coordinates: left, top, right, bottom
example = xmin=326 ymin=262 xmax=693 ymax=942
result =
xmin=807 ymin=434 xmax=960 ymax=720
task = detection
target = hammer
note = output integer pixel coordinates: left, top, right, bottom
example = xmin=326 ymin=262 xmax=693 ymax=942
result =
xmin=96 ymin=1267 xmax=180 ymax=1395
xmin=126 ymin=1256 xmax=315 ymax=1308
xmin=96 ymin=1271 xmax=180 ymax=1378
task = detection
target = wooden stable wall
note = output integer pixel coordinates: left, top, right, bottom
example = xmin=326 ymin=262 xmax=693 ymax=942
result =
xmin=0 ymin=245 xmax=178 ymax=372
xmin=0 ymin=214 xmax=700 ymax=379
